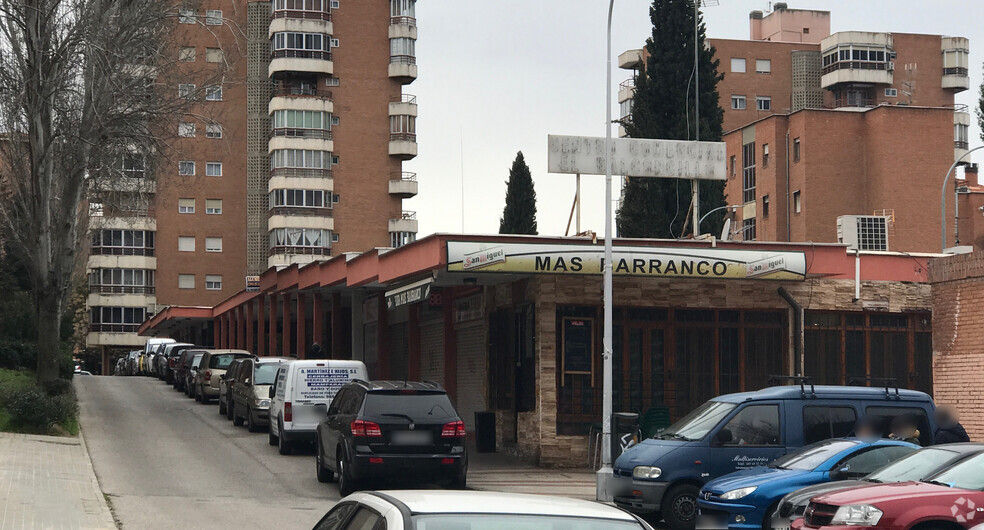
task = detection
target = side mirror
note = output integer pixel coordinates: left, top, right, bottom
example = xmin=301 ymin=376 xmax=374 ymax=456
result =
xmin=712 ymin=428 xmax=734 ymax=446
xmin=830 ymin=465 xmax=850 ymax=480
xmin=268 ymin=386 xmax=275 ymax=398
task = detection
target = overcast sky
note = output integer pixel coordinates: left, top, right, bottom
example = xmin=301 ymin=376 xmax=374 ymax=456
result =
xmin=403 ymin=1 xmax=983 ymax=239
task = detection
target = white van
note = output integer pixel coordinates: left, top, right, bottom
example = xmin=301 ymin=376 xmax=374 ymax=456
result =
xmin=268 ymin=359 xmax=368 ymax=455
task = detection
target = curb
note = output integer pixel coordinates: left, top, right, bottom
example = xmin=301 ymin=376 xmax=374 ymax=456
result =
xmin=77 ymin=415 xmax=120 ymax=529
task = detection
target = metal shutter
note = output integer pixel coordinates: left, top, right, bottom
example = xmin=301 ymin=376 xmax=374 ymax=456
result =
xmin=455 ymin=323 xmax=487 ymax=431
xmin=419 ymin=320 xmax=444 ymax=386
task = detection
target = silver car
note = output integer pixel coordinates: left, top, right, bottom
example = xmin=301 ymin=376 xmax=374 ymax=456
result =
xmin=184 ymin=352 xmax=204 ymax=398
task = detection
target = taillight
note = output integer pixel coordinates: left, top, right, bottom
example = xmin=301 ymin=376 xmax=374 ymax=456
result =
xmin=204 ymin=370 xmax=212 ymax=381
xmin=284 ymin=402 xmax=292 ymax=422
xmin=441 ymin=421 xmax=466 ymax=438
xmin=351 ymin=419 xmax=382 ymax=438
xmin=169 ymin=358 xmax=176 ymax=368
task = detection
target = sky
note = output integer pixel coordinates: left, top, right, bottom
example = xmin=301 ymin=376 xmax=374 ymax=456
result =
xmin=403 ymin=0 xmax=984 ymax=239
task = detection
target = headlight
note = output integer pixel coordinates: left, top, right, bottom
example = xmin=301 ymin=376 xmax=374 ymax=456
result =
xmin=254 ymin=399 xmax=271 ymax=407
xmin=829 ymin=504 xmax=883 ymax=526
xmin=632 ymin=466 xmax=662 ymax=479
xmin=719 ymin=486 xmax=757 ymax=500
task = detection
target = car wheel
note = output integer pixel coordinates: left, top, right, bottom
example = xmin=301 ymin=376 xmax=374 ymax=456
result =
xmin=232 ymin=403 xmax=244 ymax=426
xmin=761 ymin=501 xmax=781 ymax=530
xmin=315 ymin=437 xmax=334 ymax=483
xmin=448 ymin=471 xmax=466 ymax=490
xmin=194 ymin=385 xmax=202 ymax=402
xmin=227 ymin=399 xmax=235 ymax=421
xmin=663 ymin=484 xmax=700 ymax=530
xmin=200 ymin=387 xmax=210 ymax=403
xmin=268 ymin=423 xmax=278 ymax=446
xmin=218 ymin=398 xmax=226 ymax=415
xmin=337 ymin=449 xmax=357 ymax=496
xmin=278 ymin=420 xmax=292 ymax=455
xmin=246 ymin=408 xmax=258 ymax=433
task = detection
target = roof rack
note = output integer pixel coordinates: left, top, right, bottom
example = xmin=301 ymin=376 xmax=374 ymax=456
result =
xmin=847 ymin=377 xmax=900 ymax=399
xmin=768 ymin=375 xmax=816 ymax=398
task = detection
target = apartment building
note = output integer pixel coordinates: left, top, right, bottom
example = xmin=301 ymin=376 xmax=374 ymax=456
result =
xmin=86 ymin=0 xmax=419 ymax=363
xmin=618 ymin=3 xmax=971 ymax=253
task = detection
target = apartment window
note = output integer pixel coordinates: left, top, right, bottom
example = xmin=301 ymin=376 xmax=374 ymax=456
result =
xmin=390 ymin=38 xmax=415 ymax=60
xmin=793 ymin=138 xmax=801 ymax=162
xmin=178 ymin=8 xmax=195 ymax=23
xmin=391 ymin=231 xmax=416 ymax=248
xmin=756 ymin=96 xmax=772 ymax=111
xmin=331 ymin=115 xmax=340 ymax=126
xmin=269 ymin=228 xmax=331 ymax=249
xmin=742 ymin=218 xmax=757 ymax=241
xmin=755 ymin=59 xmax=771 ymax=73
xmin=794 ymin=191 xmax=802 ymax=214
xmin=205 ymin=10 xmax=222 ymax=25
xmin=178 ymin=274 xmax=195 ymax=289
xmin=178 ymin=236 xmax=195 ymax=252
xmin=955 ymin=123 xmax=970 ymax=149
xmin=89 ymin=268 xmax=155 ymax=291
xmin=205 ymin=48 xmax=224 ymax=63
xmin=742 ymin=142 xmax=756 ymax=204
xmin=803 ymin=27 xmax=810 ymax=35
xmin=269 ymin=189 xmax=331 ymax=208
xmin=178 ymin=122 xmax=196 ymax=137
xmin=205 ymin=275 xmax=222 ymax=291
xmin=272 ymin=110 xmax=330 ymax=130
xmin=271 ymin=149 xmax=330 ymax=169
xmin=391 ymin=0 xmax=415 ymax=18
xmin=325 ymin=77 xmax=340 ymax=87
xmin=272 ymin=32 xmax=331 ymax=55
xmin=205 ymin=237 xmax=222 ymax=252
xmin=90 ymin=230 xmax=155 ymax=255
xmin=731 ymin=95 xmax=746 ymax=110
xmin=179 ymin=47 xmax=196 ymax=61
xmin=389 ymin=115 xmax=416 ymax=134
xmin=178 ymin=198 xmax=195 ymax=214
xmin=205 ymin=85 xmax=222 ymax=101
xmin=763 ymin=195 xmax=770 ymax=218
xmin=885 ymin=88 xmax=898 ymax=97
xmin=729 ymin=155 xmax=736 ymax=178
xmin=121 ymin=154 xmax=146 ymax=178
xmin=331 ymin=155 xmax=340 ymax=165
xmin=178 ymin=83 xmax=195 ymax=98
xmin=205 ymin=199 xmax=222 ymax=214
xmin=179 ymin=161 xmax=195 ymax=176
xmin=90 ymin=306 xmax=147 ymax=329
xmin=330 ymin=38 xmax=340 ymax=48
xmin=762 ymin=144 xmax=770 ymax=168
xmin=205 ymin=162 xmax=222 ymax=176
xmin=330 ymin=0 xmax=339 ymax=7
xmin=731 ymin=58 xmax=746 ymax=73
xmin=205 ymin=124 xmax=222 ymax=138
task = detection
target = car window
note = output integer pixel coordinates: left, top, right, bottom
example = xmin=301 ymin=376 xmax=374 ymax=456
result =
xmin=209 ymin=354 xmax=238 ymax=369
xmin=720 ymin=404 xmax=780 ymax=446
xmin=772 ymin=440 xmax=860 ymax=470
xmin=803 ymin=406 xmax=857 ymax=444
xmin=275 ymin=367 xmax=287 ymax=398
xmin=313 ymin=502 xmax=356 ymax=530
xmin=660 ymin=400 xmax=736 ymax=441
xmin=255 ymin=363 xmax=279 ymax=385
xmin=363 ymin=392 xmax=457 ymax=420
xmin=192 ymin=354 xmax=204 ymax=368
xmin=329 ymin=388 xmax=348 ymax=415
xmin=343 ymin=508 xmax=382 ymax=530
xmin=866 ymin=447 xmax=961 ymax=482
xmin=864 ymin=406 xmax=932 ymax=445
xmin=340 ymin=388 xmax=361 ymax=415
xmin=837 ymin=446 xmax=915 ymax=477
xmin=930 ymin=452 xmax=984 ymax=490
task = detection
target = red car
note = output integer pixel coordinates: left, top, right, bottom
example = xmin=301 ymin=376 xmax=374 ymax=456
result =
xmin=798 ymin=451 xmax=984 ymax=529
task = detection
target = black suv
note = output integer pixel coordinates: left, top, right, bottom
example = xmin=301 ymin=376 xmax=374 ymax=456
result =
xmin=315 ymin=380 xmax=468 ymax=495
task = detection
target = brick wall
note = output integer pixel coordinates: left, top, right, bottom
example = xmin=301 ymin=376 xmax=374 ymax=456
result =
xmin=930 ymin=252 xmax=984 ymax=440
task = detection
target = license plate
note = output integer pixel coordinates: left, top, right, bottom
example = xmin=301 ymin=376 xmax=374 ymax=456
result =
xmin=770 ymin=517 xmax=791 ymax=530
xmin=695 ymin=513 xmax=728 ymax=530
xmin=391 ymin=430 xmax=433 ymax=445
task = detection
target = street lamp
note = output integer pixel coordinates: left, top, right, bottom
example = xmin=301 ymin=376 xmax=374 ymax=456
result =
xmin=941 ymin=146 xmax=984 ymax=251
xmin=697 ymin=204 xmax=738 ymax=235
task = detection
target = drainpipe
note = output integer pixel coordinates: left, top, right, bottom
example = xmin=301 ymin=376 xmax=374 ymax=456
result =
xmin=778 ymin=287 xmax=804 ymax=376
xmin=785 ymin=132 xmax=791 ymax=241
xmin=853 ymin=249 xmax=861 ymax=302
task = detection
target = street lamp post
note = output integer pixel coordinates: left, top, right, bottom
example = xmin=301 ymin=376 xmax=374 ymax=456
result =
xmin=941 ymin=146 xmax=984 ymax=252
xmin=697 ymin=204 xmax=738 ymax=235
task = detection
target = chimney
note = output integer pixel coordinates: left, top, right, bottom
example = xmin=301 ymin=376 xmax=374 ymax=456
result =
xmin=966 ymin=163 xmax=979 ymax=187
xmin=774 ymin=2 xmax=788 ymax=10
xmin=749 ymin=10 xmax=764 ymax=40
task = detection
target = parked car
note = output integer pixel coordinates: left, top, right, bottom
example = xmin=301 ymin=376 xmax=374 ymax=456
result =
xmin=183 ymin=351 xmax=205 ymax=397
xmin=696 ymin=438 xmax=915 ymax=530
xmin=161 ymin=343 xmax=194 ymax=384
xmin=153 ymin=341 xmax=174 ymax=380
xmin=230 ymin=356 xmax=289 ymax=431
xmin=191 ymin=349 xmax=251 ymax=403
xmin=315 ymin=380 xmax=468 ymax=495
xmin=771 ymin=443 xmax=984 ymax=529
xmin=173 ymin=349 xmax=198 ymax=391
xmin=219 ymin=358 xmax=248 ymax=417
xmin=143 ymin=338 xmax=174 ymax=376
xmin=125 ymin=351 xmax=140 ymax=375
xmin=268 ymin=359 xmax=368 ymax=455
xmin=799 ymin=450 xmax=984 ymax=529
xmin=613 ymin=383 xmax=936 ymax=529
xmin=313 ymin=490 xmax=655 ymax=530
xmin=114 ymin=357 xmax=126 ymax=375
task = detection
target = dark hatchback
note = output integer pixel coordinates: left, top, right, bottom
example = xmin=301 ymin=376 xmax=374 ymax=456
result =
xmin=315 ymin=380 xmax=468 ymax=495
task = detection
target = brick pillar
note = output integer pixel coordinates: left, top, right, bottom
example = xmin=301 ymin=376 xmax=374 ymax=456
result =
xmin=297 ymin=293 xmax=307 ymax=359
xmin=237 ymin=306 xmax=246 ymax=350
xmin=222 ymin=314 xmax=231 ymax=349
xmin=331 ymin=293 xmax=343 ymax=359
xmin=269 ymin=294 xmax=278 ymax=356
xmin=245 ymin=301 xmax=254 ymax=354
xmin=282 ymin=292 xmax=291 ymax=357
xmin=442 ymin=288 xmax=457 ymax=402
xmin=408 ymin=303 xmax=421 ymax=380
xmin=257 ymin=294 xmax=266 ymax=356
xmin=213 ymin=317 xmax=221 ymax=348
xmin=313 ymin=294 xmax=323 ymax=357
xmin=378 ymin=293 xmax=389 ymax=379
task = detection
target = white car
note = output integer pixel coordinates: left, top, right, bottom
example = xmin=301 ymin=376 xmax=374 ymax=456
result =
xmin=312 ymin=490 xmax=654 ymax=530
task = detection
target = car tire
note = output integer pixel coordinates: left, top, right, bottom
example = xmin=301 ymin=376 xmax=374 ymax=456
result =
xmin=227 ymin=399 xmax=235 ymax=421
xmin=316 ymin=437 xmax=334 ymax=483
xmin=268 ymin=425 xmax=278 ymax=446
xmin=337 ymin=449 xmax=357 ymax=496
xmin=278 ymin=420 xmax=292 ymax=455
xmin=232 ymin=404 xmax=244 ymax=426
xmin=218 ymin=398 xmax=226 ymax=415
xmin=663 ymin=484 xmax=700 ymax=530
xmin=246 ymin=408 xmax=258 ymax=433
xmin=762 ymin=501 xmax=781 ymax=530
xmin=195 ymin=385 xmax=202 ymax=402
xmin=448 ymin=472 xmax=466 ymax=490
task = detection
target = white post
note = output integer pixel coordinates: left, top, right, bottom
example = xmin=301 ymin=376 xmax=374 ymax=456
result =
xmin=576 ymin=173 xmax=582 ymax=234
xmin=692 ymin=0 xmax=700 ymax=235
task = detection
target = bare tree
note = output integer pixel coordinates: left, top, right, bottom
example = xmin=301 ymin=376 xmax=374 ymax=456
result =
xmin=0 ymin=0 xmax=232 ymax=382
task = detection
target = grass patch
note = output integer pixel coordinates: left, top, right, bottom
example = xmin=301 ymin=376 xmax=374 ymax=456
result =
xmin=0 ymin=368 xmax=79 ymax=436
xmin=0 ymin=368 xmax=35 ymax=394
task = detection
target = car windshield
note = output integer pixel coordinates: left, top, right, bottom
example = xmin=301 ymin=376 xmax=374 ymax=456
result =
xmin=866 ymin=448 xmax=959 ymax=483
xmin=658 ymin=401 xmax=736 ymax=441
xmin=254 ymin=363 xmax=279 ymax=385
xmin=364 ymin=392 xmax=457 ymax=420
xmin=927 ymin=452 xmax=984 ymax=490
xmin=208 ymin=354 xmax=239 ymax=369
xmin=412 ymin=514 xmax=643 ymax=529
xmin=191 ymin=354 xmax=204 ymax=368
xmin=771 ymin=440 xmax=860 ymax=471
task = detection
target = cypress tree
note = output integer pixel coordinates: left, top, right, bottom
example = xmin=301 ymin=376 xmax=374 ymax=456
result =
xmin=499 ymin=151 xmax=539 ymax=235
xmin=977 ymin=61 xmax=984 ymax=143
xmin=616 ymin=0 xmax=727 ymax=238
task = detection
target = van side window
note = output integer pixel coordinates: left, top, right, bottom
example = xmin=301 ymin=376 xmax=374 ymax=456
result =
xmin=865 ymin=406 xmax=932 ymax=446
xmin=804 ymin=406 xmax=857 ymax=444
xmin=721 ymin=405 xmax=780 ymax=446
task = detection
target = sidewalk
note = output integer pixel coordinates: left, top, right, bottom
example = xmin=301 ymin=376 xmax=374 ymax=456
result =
xmin=466 ymin=450 xmax=597 ymax=500
xmin=0 ymin=431 xmax=116 ymax=529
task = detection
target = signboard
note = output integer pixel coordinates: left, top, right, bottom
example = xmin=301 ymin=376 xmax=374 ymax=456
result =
xmin=245 ymin=276 xmax=260 ymax=292
xmin=295 ymin=367 xmax=361 ymax=402
xmin=547 ymin=135 xmax=727 ymax=180
xmin=562 ymin=317 xmax=594 ymax=380
xmin=447 ymin=241 xmax=807 ymax=281
xmin=385 ymin=279 xmax=433 ymax=310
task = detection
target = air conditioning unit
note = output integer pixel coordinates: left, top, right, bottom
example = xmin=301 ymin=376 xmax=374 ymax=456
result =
xmin=887 ymin=61 xmax=895 ymax=71
xmin=838 ymin=215 xmax=889 ymax=251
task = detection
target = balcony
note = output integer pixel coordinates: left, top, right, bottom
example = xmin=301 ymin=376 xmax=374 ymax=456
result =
xmin=942 ymin=37 xmax=970 ymax=93
xmin=269 ymin=167 xmax=332 ymax=179
xmin=271 ymin=127 xmax=332 ymax=140
xmin=270 ymin=84 xmax=333 ymax=114
xmin=269 ymin=10 xmax=332 ymax=38
xmin=389 ymin=16 xmax=417 ymax=40
xmin=821 ymin=60 xmax=893 ymax=88
xmin=268 ymin=133 xmax=333 ymax=154
xmin=86 ymin=330 xmax=145 ymax=347
xmin=389 ymin=94 xmax=417 ymax=120
xmin=955 ymin=106 xmax=971 ymax=162
xmin=389 ymin=132 xmax=417 ymax=160
xmin=87 ymin=291 xmax=156 ymax=311
xmin=89 ymin=285 xmax=156 ymax=295
xmin=268 ymin=246 xmax=330 ymax=268
xmin=618 ymin=78 xmax=635 ymax=104
xmin=268 ymin=205 xmax=333 ymax=218
xmin=943 ymin=66 xmax=970 ymax=92
xmin=388 ymin=211 xmax=418 ymax=234
xmin=389 ymin=55 xmax=417 ymax=83
xmin=388 ymin=172 xmax=418 ymax=198
xmin=267 ymin=213 xmax=333 ymax=231
xmin=618 ymin=49 xmax=643 ymax=70
xmin=269 ymin=50 xmax=333 ymax=77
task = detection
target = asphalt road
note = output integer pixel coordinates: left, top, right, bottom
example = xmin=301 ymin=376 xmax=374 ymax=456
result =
xmin=77 ymin=375 xmax=339 ymax=529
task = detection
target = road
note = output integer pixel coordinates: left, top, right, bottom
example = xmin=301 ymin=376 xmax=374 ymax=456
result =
xmin=77 ymin=375 xmax=338 ymax=529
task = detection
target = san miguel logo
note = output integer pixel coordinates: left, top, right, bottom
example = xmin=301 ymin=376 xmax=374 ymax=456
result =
xmin=462 ymin=246 xmax=506 ymax=271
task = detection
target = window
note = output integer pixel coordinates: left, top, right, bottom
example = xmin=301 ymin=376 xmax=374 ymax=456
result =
xmin=803 ymin=406 xmax=857 ymax=444
xmin=330 ymin=0 xmax=339 ymax=7
xmin=731 ymin=58 xmax=746 ymax=73
xmin=719 ymin=405 xmax=780 ymax=446
xmin=762 ymin=195 xmax=770 ymax=218
xmin=762 ymin=144 xmax=770 ymax=168
xmin=272 ymin=32 xmax=331 ymax=54
xmin=793 ymin=191 xmax=802 ymax=213
xmin=742 ymin=142 xmax=756 ymax=203
xmin=731 ymin=95 xmax=746 ymax=110
xmin=205 ymin=275 xmax=222 ymax=290
xmin=803 ymin=27 xmax=810 ymax=35
xmin=205 ymin=162 xmax=222 ymax=176
xmin=269 ymin=189 xmax=331 ymax=208
xmin=331 ymin=115 xmax=340 ymax=126
xmin=89 ymin=306 xmax=147 ymax=328
xmin=865 ymin=407 xmax=932 ymax=447
xmin=389 ymin=115 xmax=416 ymax=134
xmin=270 ymin=149 xmax=330 ymax=169
xmin=178 ymin=236 xmax=195 ymax=252
xmin=178 ymin=8 xmax=195 ymax=23
xmin=205 ymin=199 xmax=222 ymax=214
xmin=331 ymin=155 xmax=339 ymax=165
xmin=205 ymin=9 xmax=222 ymax=25
xmin=955 ymin=122 xmax=970 ymax=149
xmin=391 ymin=0 xmax=415 ymax=18
xmin=269 ymin=228 xmax=331 ymax=249
xmin=205 ymin=124 xmax=222 ymax=138
xmin=756 ymin=96 xmax=772 ymax=111
xmin=729 ymin=155 xmax=736 ymax=177
xmin=885 ymin=88 xmax=898 ymax=97
xmin=205 ymin=237 xmax=222 ymax=252
xmin=178 ymin=122 xmax=196 ymax=137
xmin=120 ymin=154 xmax=146 ymax=178
xmin=178 ymin=198 xmax=195 ymax=214
xmin=91 ymin=230 xmax=155 ymax=255
xmin=391 ymin=231 xmax=415 ymax=248
xmin=272 ymin=110 xmax=330 ymax=129
xmin=178 ymin=274 xmax=195 ymax=289
xmin=325 ymin=77 xmax=340 ymax=87
xmin=330 ymin=38 xmax=339 ymax=48
xmin=742 ymin=218 xmax=757 ymax=241
xmin=755 ymin=59 xmax=771 ymax=73
xmin=178 ymin=84 xmax=195 ymax=98
xmin=390 ymin=37 xmax=415 ymax=58
xmin=205 ymin=48 xmax=224 ymax=63
xmin=89 ymin=269 xmax=155 ymax=289
xmin=205 ymin=85 xmax=222 ymax=101
xmin=312 ymin=503 xmax=356 ymax=530
xmin=836 ymin=446 xmax=915 ymax=479
xmin=179 ymin=161 xmax=195 ymax=176
xmin=793 ymin=138 xmax=801 ymax=162
xmin=179 ymin=47 xmax=196 ymax=61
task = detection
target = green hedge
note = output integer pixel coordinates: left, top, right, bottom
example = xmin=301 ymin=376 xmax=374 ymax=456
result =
xmin=0 ymin=340 xmax=37 ymax=371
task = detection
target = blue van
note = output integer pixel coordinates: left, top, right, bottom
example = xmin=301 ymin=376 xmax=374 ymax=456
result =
xmin=611 ymin=384 xmax=936 ymax=529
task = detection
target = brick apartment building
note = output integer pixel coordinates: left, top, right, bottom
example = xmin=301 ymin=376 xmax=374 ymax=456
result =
xmin=86 ymin=0 xmax=420 ymax=356
xmin=618 ymin=3 xmax=972 ymax=253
